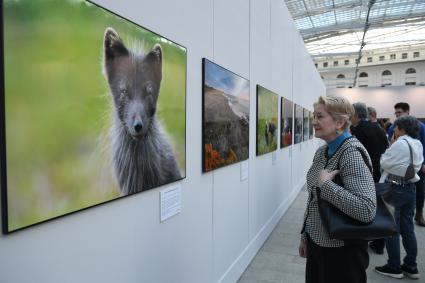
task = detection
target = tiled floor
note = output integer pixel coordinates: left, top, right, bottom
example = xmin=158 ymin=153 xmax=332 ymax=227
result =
xmin=237 ymin=187 xmax=425 ymax=283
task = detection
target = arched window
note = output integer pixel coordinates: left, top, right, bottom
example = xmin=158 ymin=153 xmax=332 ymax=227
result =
xmin=337 ymin=74 xmax=345 ymax=79
xmin=358 ymin=72 xmax=369 ymax=87
xmin=405 ymin=68 xmax=417 ymax=86
xmin=382 ymin=70 xmax=392 ymax=76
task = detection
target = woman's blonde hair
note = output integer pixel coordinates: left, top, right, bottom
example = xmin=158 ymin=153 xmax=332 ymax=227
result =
xmin=314 ymin=96 xmax=354 ymax=131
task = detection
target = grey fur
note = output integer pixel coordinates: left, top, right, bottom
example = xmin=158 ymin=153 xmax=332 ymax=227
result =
xmin=103 ymin=27 xmax=181 ymax=195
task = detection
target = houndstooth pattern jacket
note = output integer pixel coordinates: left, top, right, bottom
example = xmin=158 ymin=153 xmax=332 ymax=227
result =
xmin=301 ymin=137 xmax=377 ymax=247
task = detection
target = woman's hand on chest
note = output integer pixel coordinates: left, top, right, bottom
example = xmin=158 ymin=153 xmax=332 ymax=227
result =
xmin=318 ymin=169 xmax=340 ymax=187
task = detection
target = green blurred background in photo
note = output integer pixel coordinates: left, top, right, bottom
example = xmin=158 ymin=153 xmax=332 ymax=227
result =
xmin=3 ymin=0 xmax=186 ymax=231
xmin=257 ymin=86 xmax=278 ymax=155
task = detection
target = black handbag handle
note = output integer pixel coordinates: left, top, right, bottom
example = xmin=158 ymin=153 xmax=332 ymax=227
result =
xmin=404 ymin=139 xmax=414 ymax=164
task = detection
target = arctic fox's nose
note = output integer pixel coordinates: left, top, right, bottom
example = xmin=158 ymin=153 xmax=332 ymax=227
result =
xmin=134 ymin=120 xmax=143 ymax=133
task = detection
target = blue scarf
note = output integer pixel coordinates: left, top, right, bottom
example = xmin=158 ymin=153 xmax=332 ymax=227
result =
xmin=327 ymin=131 xmax=351 ymax=157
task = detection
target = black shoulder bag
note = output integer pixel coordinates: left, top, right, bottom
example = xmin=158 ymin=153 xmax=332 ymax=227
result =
xmin=317 ymin=148 xmax=397 ymax=240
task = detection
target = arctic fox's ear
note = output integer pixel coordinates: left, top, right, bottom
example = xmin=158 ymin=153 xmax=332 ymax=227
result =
xmin=104 ymin=27 xmax=128 ymax=60
xmin=145 ymin=44 xmax=162 ymax=80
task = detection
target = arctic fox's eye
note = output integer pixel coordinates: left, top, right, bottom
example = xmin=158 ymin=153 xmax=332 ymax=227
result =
xmin=146 ymin=84 xmax=153 ymax=94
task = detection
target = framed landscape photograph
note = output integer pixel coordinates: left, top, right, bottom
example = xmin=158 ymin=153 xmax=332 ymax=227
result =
xmin=202 ymin=58 xmax=250 ymax=172
xmin=294 ymin=104 xmax=303 ymax=144
xmin=256 ymin=85 xmax=278 ymax=155
xmin=1 ymin=0 xmax=187 ymax=233
xmin=280 ymin=97 xmax=293 ymax=148
xmin=303 ymin=108 xmax=309 ymax=141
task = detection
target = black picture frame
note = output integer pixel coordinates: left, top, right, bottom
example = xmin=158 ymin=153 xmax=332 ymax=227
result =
xmin=280 ymin=97 xmax=293 ymax=148
xmin=309 ymin=111 xmax=314 ymax=139
xmin=202 ymin=58 xmax=250 ymax=172
xmin=1 ymin=0 xmax=187 ymax=233
xmin=303 ymin=108 xmax=309 ymax=142
xmin=294 ymin=104 xmax=303 ymax=144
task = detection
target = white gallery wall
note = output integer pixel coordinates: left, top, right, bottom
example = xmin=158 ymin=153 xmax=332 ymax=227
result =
xmin=0 ymin=1 xmax=325 ymax=283
xmin=328 ymin=86 xmax=425 ymax=120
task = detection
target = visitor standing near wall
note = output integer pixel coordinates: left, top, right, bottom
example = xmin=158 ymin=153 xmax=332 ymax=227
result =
xmin=352 ymin=103 xmax=389 ymax=183
xmin=351 ymin=103 xmax=389 ymax=255
xmin=367 ymin=106 xmax=380 ymax=127
xmin=299 ymin=96 xmax=376 ymax=283
xmin=388 ymin=102 xmax=425 ymax=227
xmin=375 ymin=115 xmax=424 ymax=279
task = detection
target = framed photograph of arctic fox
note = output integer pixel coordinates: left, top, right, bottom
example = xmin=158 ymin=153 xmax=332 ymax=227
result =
xmin=1 ymin=0 xmax=186 ymax=233
xmin=202 ymin=58 xmax=250 ymax=172
xmin=294 ymin=104 xmax=303 ymax=144
xmin=280 ymin=97 xmax=293 ymax=148
xmin=256 ymin=85 xmax=278 ymax=156
xmin=303 ymin=108 xmax=310 ymax=141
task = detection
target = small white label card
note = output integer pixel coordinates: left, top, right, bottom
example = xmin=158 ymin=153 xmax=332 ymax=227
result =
xmin=241 ymin=161 xmax=249 ymax=181
xmin=160 ymin=185 xmax=182 ymax=222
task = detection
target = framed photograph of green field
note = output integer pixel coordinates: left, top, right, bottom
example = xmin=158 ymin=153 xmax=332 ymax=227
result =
xmin=202 ymin=58 xmax=250 ymax=172
xmin=256 ymin=85 xmax=278 ymax=156
xmin=1 ymin=0 xmax=187 ymax=233
xmin=294 ymin=104 xmax=303 ymax=144
xmin=303 ymin=108 xmax=309 ymax=141
xmin=280 ymin=97 xmax=293 ymax=148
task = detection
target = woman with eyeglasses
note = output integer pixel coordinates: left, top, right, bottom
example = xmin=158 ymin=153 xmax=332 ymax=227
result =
xmin=299 ymin=96 xmax=376 ymax=283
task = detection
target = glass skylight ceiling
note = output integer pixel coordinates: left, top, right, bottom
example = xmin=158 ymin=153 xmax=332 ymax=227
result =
xmin=285 ymin=0 xmax=425 ymax=56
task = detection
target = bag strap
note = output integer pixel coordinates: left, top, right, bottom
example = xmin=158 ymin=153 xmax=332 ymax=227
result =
xmin=336 ymin=146 xmax=372 ymax=175
xmin=354 ymin=148 xmax=373 ymax=174
xmin=403 ymin=139 xmax=413 ymax=163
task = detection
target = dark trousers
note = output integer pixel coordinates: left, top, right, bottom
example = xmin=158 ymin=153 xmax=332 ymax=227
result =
xmin=386 ymin=184 xmax=417 ymax=269
xmin=306 ymin=236 xmax=369 ymax=283
xmin=416 ymin=170 xmax=424 ymax=214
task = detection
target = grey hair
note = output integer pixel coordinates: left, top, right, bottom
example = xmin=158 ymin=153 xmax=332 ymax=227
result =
xmin=393 ymin=115 xmax=420 ymax=138
xmin=353 ymin=102 xmax=368 ymax=119
xmin=367 ymin=106 xmax=377 ymax=118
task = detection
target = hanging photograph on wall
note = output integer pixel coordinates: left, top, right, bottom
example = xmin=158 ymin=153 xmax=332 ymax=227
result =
xmin=280 ymin=97 xmax=293 ymax=148
xmin=1 ymin=0 xmax=187 ymax=233
xmin=202 ymin=58 xmax=250 ymax=172
xmin=303 ymin=108 xmax=310 ymax=141
xmin=256 ymin=85 xmax=278 ymax=155
xmin=294 ymin=104 xmax=303 ymax=144
xmin=309 ymin=111 xmax=314 ymax=139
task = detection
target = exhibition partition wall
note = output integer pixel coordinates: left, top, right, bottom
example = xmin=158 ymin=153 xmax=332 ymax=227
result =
xmin=0 ymin=0 xmax=325 ymax=283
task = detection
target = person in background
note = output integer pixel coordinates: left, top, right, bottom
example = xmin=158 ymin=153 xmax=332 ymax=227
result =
xmin=387 ymin=102 xmax=425 ymax=227
xmin=352 ymin=103 xmax=389 ymax=182
xmin=299 ymin=96 xmax=376 ymax=283
xmin=375 ymin=115 xmax=423 ymax=279
xmin=384 ymin=121 xmax=393 ymax=137
xmin=367 ymin=106 xmax=380 ymax=127
xmin=351 ymin=102 xmax=389 ymax=255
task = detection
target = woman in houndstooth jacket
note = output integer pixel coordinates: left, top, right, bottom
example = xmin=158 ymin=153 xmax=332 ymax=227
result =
xmin=299 ymin=96 xmax=376 ymax=283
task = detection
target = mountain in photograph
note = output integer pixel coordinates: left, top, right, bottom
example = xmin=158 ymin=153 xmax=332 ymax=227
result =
xmin=203 ymin=85 xmax=249 ymax=172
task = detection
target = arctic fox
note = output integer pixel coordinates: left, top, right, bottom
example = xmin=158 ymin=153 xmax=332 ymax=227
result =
xmin=103 ymin=27 xmax=181 ymax=195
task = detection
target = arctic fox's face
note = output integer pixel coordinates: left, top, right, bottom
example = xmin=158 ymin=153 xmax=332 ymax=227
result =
xmin=103 ymin=27 xmax=162 ymax=139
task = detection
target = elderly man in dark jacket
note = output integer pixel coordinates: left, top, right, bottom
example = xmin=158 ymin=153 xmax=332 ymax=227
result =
xmin=351 ymin=102 xmax=389 ymax=255
xmin=352 ymin=103 xmax=389 ymax=182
